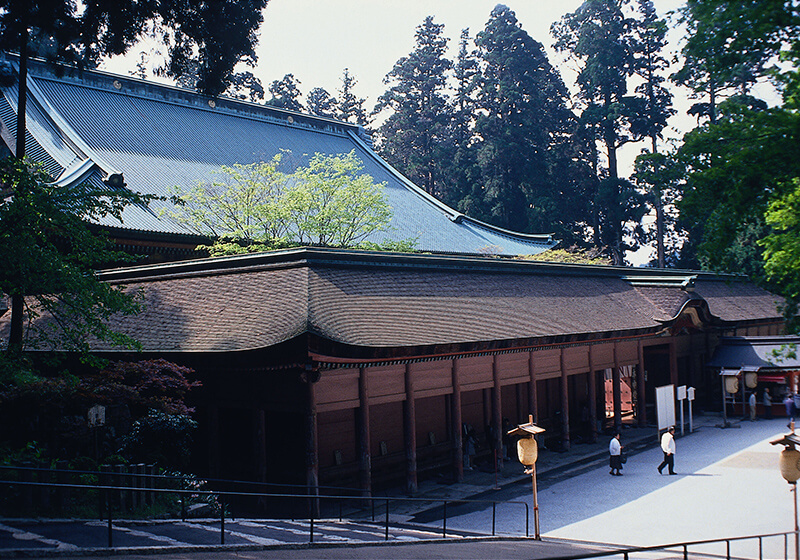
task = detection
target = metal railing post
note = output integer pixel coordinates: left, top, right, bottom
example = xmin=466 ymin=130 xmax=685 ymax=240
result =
xmin=442 ymin=501 xmax=447 ymax=538
xmin=220 ymin=494 xmax=225 ymax=545
xmin=759 ymin=536 xmax=763 ymax=560
xmin=727 ymin=539 xmax=731 ymax=560
xmin=683 ymin=543 xmax=688 ymax=560
xmin=525 ymin=503 xmax=530 ymax=538
xmin=107 ymin=494 xmax=113 ymax=548
xmin=492 ymin=501 xmax=496 ymax=536
xmin=309 ymin=512 xmax=314 ymax=543
xmin=385 ymin=498 xmax=389 ymax=541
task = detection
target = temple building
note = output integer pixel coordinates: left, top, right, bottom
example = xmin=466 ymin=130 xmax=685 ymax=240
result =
xmin=0 ymin=56 xmax=786 ymax=499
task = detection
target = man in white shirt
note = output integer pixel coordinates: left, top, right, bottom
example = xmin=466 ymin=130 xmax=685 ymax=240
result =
xmin=657 ymin=426 xmax=676 ymax=475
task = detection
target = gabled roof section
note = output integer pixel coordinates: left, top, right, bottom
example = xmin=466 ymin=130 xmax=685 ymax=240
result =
xmin=0 ymin=54 xmax=556 ymax=256
xmin=708 ymin=336 xmax=800 ymax=370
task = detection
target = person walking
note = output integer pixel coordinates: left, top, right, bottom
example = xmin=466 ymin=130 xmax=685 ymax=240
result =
xmin=609 ymin=432 xmax=623 ymax=476
xmin=749 ymin=391 xmax=757 ymax=421
xmin=785 ymin=392 xmax=795 ymax=428
xmin=657 ymin=426 xmax=676 ymax=475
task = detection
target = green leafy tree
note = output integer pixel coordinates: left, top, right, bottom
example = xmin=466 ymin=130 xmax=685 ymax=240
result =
xmin=374 ymin=16 xmax=453 ymax=197
xmin=167 ymin=154 xmax=289 ymax=244
xmin=169 ymin=151 xmax=399 ymax=252
xmin=336 ymin=68 xmax=370 ymax=126
xmin=678 ymin=100 xmax=800 ymax=276
xmin=0 ymin=0 xmax=269 ymax=360
xmin=673 ymin=0 xmax=798 ymax=123
xmin=0 ymin=158 xmax=148 ymax=358
xmin=552 ymin=0 xmax=650 ymax=264
xmin=473 ymin=5 xmax=587 ymax=241
xmin=284 ymin=151 xmax=392 ymax=246
xmin=761 ymin=179 xmax=800 ymax=332
xmin=267 ymin=73 xmax=303 ymax=111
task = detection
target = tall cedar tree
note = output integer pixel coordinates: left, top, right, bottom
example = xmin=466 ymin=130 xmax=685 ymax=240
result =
xmin=267 ymin=73 xmax=303 ymax=111
xmin=552 ymin=0 xmax=649 ymax=264
xmin=306 ymin=87 xmax=337 ymax=119
xmin=0 ymin=0 xmax=268 ymax=355
xmin=473 ymin=5 xmax=587 ymax=240
xmin=632 ymin=0 xmax=674 ymax=267
xmin=442 ymin=28 xmax=479 ymax=209
xmin=336 ymin=68 xmax=370 ymax=126
xmin=375 ymin=16 xmax=452 ymax=198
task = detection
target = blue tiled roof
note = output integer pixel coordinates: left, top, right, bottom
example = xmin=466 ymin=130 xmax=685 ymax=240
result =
xmin=1 ymin=56 xmax=557 ymax=255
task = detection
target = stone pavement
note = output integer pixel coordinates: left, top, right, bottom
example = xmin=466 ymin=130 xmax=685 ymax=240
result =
xmin=382 ymin=415 xmax=681 ymax=520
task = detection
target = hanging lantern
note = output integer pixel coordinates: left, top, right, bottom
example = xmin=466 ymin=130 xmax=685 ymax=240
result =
xmin=745 ymin=371 xmax=758 ymax=389
xmin=517 ymin=437 xmax=538 ymax=466
xmin=780 ymin=446 xmax=800 ymax=483
xmin=725 ymin=376 xmax=739 ymax=394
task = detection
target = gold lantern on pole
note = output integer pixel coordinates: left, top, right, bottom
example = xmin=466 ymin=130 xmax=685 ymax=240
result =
xmin=508 ymin=415 xmax=545 ymax=540
xmin=771 ymin=432 xmax=800 ymax=560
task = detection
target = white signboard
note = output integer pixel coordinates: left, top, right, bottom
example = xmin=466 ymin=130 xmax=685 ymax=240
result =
xmin=656 ymin=384 xmax=676 ymax=432
xmin=677 ymin=385 xmax=687 ymax=400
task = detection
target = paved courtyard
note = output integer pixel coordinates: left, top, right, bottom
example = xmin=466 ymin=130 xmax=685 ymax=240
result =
xmin=441 ymin=416 xmax=797 ymax=558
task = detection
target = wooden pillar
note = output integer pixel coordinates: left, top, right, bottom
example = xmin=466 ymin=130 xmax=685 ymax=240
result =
xmin=637 ymin=341 xmax=647 ymax=427
xmin=528 ymin=351 xmax=538 ymax=423
xmin=612 ymin=343 xmax=622 ymax=430
xmin=669 ymin=341 xmax=679 ymax=387
xmin=254 ymin=409 xmax=267 ymax=483
xmin=669 ymin=339 xmax=680 ymax=422
xmin=560 ymin=348 xmax=570 ymax=451
xmin=357 ymin=367 xmax=372 ymax=498
xmin=451 ymin=359 xmax=464 ymax=483
xmin=208 ymin=405 xmax=220 ymax=478
xmin=304 ymin=377 xmax=320 ymax=511
xmin=254 ymin=408 xmax=268 ymax=513
xmin=588 ymin=345 xmax=598 ymax=443
xmin=492 ymin=356 xmax=503 ymax=470
xmin=403 ymin=364 xmax=418 ymax=495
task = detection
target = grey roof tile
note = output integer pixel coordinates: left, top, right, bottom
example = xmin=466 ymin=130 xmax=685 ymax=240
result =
xmin=3 ymin=57 xmax=556 ymax=256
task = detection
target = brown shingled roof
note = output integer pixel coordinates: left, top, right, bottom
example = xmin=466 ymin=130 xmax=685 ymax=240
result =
xmin=0 ymin=249 xmax=784 ymax=355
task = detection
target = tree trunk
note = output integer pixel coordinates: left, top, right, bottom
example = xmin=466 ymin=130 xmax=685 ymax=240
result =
xmin=7 ymin=19 xmax=29 ymax=356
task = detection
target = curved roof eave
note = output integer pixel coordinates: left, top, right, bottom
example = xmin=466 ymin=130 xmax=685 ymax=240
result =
xmin=347 ymin=130 xmax=557 ymax=249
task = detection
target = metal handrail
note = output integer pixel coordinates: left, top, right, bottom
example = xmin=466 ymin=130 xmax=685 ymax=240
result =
xmin=0 ymin=464 xmax=359 ymax=494
xmin=0 ymin=479 xmax=529 ymax=547
xmin=536 ymin=530 xmax=798 ymax=560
